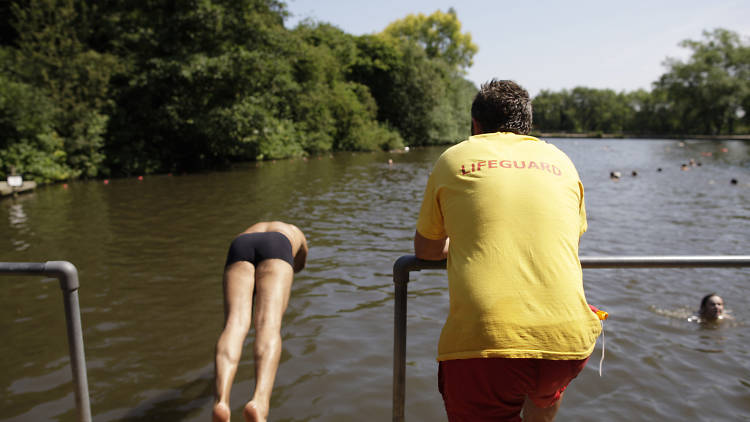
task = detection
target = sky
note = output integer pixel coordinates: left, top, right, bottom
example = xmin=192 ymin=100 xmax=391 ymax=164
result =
xmin=283 ymin=0 xmax=750 ymax=97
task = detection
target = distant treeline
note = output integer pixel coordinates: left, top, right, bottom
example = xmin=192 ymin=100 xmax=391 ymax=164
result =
xmin=0 ymin=1 xmax=477 ymax=182
xmin=532 ymin=28 xmax=749 ymax=137
xmin=0 ymin=1 xmax=748 ymax=184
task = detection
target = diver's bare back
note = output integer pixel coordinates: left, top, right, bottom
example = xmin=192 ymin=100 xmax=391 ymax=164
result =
xmin=241 ymin=221 xmax=307 ymax=271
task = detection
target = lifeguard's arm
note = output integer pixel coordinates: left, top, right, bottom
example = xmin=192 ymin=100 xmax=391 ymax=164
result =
xmin=414 ymin=231 xmax=449 ymax=261
xmin=293 ymin=235 xmax=308 ymax=273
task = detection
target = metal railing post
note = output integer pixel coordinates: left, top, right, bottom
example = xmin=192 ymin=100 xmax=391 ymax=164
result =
xmin=392 ymin=255 xmax=750 ymax=422
xmin=392 ymin=256 xmax=447 ymax=422
xmin=392 ymin=257 xmax=409 ymax=422
xmin=0 ymin=261 xmax=92 ymax=422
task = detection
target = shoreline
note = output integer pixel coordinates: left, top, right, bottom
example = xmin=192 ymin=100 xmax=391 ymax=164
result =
xmin=4 ymin=135 xmax=748 ymax=191
xmin=532 ymin=132 xmax=750 ymax=141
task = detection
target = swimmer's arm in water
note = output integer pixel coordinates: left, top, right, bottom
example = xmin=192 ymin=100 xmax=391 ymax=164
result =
xmin=414 ymin=231 xmax=449 ymax=261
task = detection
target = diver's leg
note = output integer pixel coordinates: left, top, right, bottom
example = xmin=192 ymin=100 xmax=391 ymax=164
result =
xmin=522 ymin=392 xmax=563 ymax=422
xmin=243 ymin=260 xmax=293 ymax=422
xmin=213 ymin=261 xmax=255 ymax=422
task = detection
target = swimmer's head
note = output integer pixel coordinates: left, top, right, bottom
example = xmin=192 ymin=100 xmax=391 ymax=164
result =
xmin=699 ymin=293 xmax=724 ymax=321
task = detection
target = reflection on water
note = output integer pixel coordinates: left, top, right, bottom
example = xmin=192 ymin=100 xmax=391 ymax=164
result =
xmin=651 ymin=305 xmax=695 ymax=320
xmin=7 ymin=203 xmax=30 ymax=251
xmin=651 ymin=305 xmax=739 ymax=327
xmin=1 ymin=139 xmax=749 ymax=421
xmin=8 ymin=204 xmax=27 ymax=227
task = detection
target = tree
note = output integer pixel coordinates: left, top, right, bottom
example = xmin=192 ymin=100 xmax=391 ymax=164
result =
xmin=102 ymin=0 xmax=303 ymax=173
xmin=351 ymin=8 xmax=479 ymax=147
xmin=2 ymin=1 xmax=481 ymax=181
xmin=532 ymin=90 xmax=580 ymax=133
xmin=569 ymin=87 xmax=632 ymax=133
xmin=351 ymin=34 xmax=471 ymax=146
xmin=0 ymin=56 xmax=70 ymax=182
xmin=11 ymin=0 xmax=118 ymax=178
xmin=382 ymin=8 xmax=477 ymax=72
xmin=656 ymin=28 xmax=749 ymax=134
xmin=623 ymin=88 xmax=678 ymax=135
xmin=289 ymin=22 xmax=402 ymax=152
xmin=0 ymin=2 xmax=17 ymax=46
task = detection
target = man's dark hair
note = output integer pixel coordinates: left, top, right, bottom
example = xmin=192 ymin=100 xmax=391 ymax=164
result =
xmin=471 ymin=79 xmax=532 ymax=135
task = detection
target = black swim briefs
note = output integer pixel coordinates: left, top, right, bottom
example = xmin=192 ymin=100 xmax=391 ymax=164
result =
xmin=225 ymin=232 xmax=294 ymax=268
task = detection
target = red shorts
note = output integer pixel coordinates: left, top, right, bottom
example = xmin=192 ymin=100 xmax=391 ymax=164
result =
xmin=438 ymin=357 xmax=590 ymax=422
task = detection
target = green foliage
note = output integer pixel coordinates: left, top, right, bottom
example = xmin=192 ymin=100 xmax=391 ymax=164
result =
xmin=10 ymin=0 xmax=118 ymax=178
xmin=0 ymin=65 xmax=71 ymax=182
xmin=10 ymin=1 xmax=745 ymax=184
xmin=534 ymin=28 xmax=749 ymax=136
xmin=288 ymin=23 xmax=407 ymax=152
xmin=103 ymin=0 xmax=300 ymax=174
xmin=532 ymin=90 xmax=578 ymax=132
xmin=533 ymin=87 xmax=664 ymax=134
xmin=623 ymin=88 xmax=677 ymax=134
xmin=256 ymin=118 xmax=304 ymax=160
xmin=351 ymin=34 xmax=473 ymax=146
xmin=0 ymin=2 xmax=17 ymax=46
xmin=656 ymin=28 xmax=750 ymax=134
xmin=346 ymin=9 xmax=476 ymax=147
xmin=1 ymin=1 xmax=475 ymax=180
xmin=383 ymin=8 xmax=477 ymax=71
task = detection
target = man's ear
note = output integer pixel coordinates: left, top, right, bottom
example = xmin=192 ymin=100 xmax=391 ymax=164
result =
xmin=471 ymin=118 xmax=481 ymax=135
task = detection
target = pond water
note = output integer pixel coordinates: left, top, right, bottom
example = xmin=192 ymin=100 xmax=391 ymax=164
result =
xmin=1 ymin=138 xmax=749 ymax=421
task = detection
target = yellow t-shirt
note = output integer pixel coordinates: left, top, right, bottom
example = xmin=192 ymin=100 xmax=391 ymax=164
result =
xmin=416 ymin=132 xmax=601 ymax=361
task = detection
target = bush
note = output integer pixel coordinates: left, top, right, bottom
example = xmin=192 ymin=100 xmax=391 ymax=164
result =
xmin=0 ymin=69 xmax=71 ymax=182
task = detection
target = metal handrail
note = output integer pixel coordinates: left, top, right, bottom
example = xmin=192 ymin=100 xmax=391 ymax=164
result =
xmin=0 ymin=261 xmax=92 ymax=422
xmin=392 ymin=255 xmax=750 ymax=422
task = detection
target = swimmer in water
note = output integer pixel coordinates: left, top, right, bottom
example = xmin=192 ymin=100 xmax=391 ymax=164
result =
xmin=212 ymin=221 xmax=308 ymax=422
xmin=695 ymin=293 xmax=733 ymax=323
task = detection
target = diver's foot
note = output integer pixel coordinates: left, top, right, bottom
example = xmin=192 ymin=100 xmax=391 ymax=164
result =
xmin=212 ymin=402 xmax=231 ymax=422
xmin=243 ymin=400 xmax=267 ymax=422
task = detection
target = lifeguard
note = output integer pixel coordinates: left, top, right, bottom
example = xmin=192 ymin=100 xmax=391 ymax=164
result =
xmin=414 ymin=79 xmax=601 ymax=421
